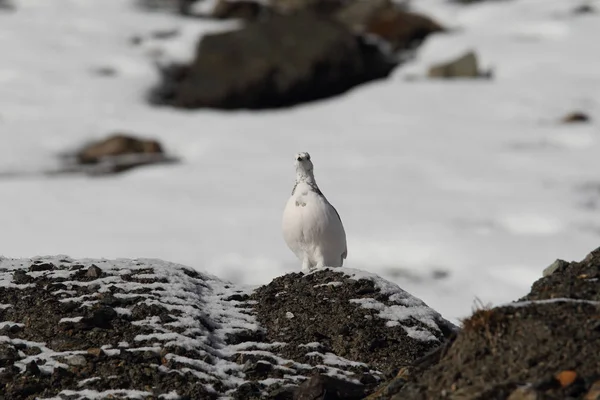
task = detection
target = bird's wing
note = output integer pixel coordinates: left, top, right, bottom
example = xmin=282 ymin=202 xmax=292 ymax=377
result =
xmin=329 ymin=203 xmax=347 ymax=259
xmin=308 ymin=183 xmax=348 ymax=260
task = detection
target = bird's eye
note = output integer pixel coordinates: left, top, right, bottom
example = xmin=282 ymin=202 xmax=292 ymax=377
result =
xmin=306 ymin=155 xmax=310 ymax=160
xmin=297 ymin=157 xmax=302 ymax=161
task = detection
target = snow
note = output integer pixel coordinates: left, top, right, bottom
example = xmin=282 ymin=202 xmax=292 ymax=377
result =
xmin=299 ymin=342 xmax=322 ymax=349
xmin=305 ymin=351 xmax=370 ymax=368
xmin=349 ymin=297 xmax=441 ymax=341
xmin=114 ymin=307 xmax=132 ymax=316
xmin=158 ymin=391 xmax=182 ymax=400
xmin=502 ymin=297 xmax=600 ymax=308
xmin=314 ymin=281 xmax=344 ymax=287
xmin=1 ymin=0 xmax=600 ymax=323
xmin=59 ymin=316 xmax=83 ymax=323
xmin=42 ymin=389 xmax=153 ymax=400
xmin=77 ymin=377 xmax=102 ymax=387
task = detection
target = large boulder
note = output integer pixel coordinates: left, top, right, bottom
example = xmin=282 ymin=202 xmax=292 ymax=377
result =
xmin=252 ymin=269 xmax=456 ymax=375
xmin=375 ymin=247 xmax=600 ymax=399
xmin=0 ymin=257 xmax=454 ymax=399
xmin=149 ymin=11 xmax=395 ymax=109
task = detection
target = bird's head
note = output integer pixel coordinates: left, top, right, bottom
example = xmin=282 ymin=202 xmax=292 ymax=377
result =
xmin=294 ymin=152 xmax=314 ymax=176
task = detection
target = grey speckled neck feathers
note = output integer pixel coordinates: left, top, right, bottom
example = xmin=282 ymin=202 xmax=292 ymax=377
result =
xmin=291 ymin=181 xmax=323 ymax=197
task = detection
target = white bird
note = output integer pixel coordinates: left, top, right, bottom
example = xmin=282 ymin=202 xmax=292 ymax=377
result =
xmin=282 ymin=152 xmax=347 ymax=273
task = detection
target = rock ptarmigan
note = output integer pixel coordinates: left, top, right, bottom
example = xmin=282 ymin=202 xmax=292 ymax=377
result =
xmin=282 ymin=152 xmax=347 ymax=272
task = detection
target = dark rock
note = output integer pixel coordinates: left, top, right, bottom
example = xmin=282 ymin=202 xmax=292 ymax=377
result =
xmin=268 ymin=386 xmax=296 ymax=400
xmin=25 ymin=360 xmax=41 ymax=376
xmin=243 ymin=360 xmax=274 ymax=379
xmin=270 ymin=0 xmax=345 ymax=15
xmin=211 ymin=0 xmax=268 ymax=21
xmin=50 ymin=367 xmax=75 ymax=386
xmin=10 ymin=381 xmax=46 ymax=397
xmin=149 ymin=11 xmax=395 ymax=109
xmin=0 ymin=345 xmax=19 ymax=367
xmin=226 ymin=293 xmax=250 ymax=302
xmin=13 ymin=270 xmax=33 ymax=284
xmin=0 ymin=322 xmax=23 ymax=334
xmin=29 ymin=261 xmax=56 ymax=272
xmin=294 ymin=374 xmax=366 ymax=400
xmin=82 ymin=306 xmax=118 ymax=329
xmin=573 ymin=4 xmax=595 ymax=14
xmin=233 ymin=382 xmax=262 ymax=399
xmin=226 ymin=329 xmax=266 ymax=345
xmin=562 ymin=111 xmax=591 ymax=123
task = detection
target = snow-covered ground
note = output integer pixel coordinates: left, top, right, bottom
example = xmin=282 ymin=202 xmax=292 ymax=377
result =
xmin=1 ymin=0 xmax=599 ymax=323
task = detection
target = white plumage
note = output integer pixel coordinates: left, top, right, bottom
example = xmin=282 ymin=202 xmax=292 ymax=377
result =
xmin=282 ymin=152 xmax=347 ymax=272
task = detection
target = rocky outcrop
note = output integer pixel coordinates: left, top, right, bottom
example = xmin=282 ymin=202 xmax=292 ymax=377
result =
xmin=374 ymin=247 xmax=600 ymax=400
xmin=2 ymin=247 xmax=599 ymax=399
xmin=150 ymin=11 xmax=395 ymax=109
xmin=0 ymin=257 xmax=453 ymax=399
xmin=253 ymin=270 xmax=456 ymax=375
